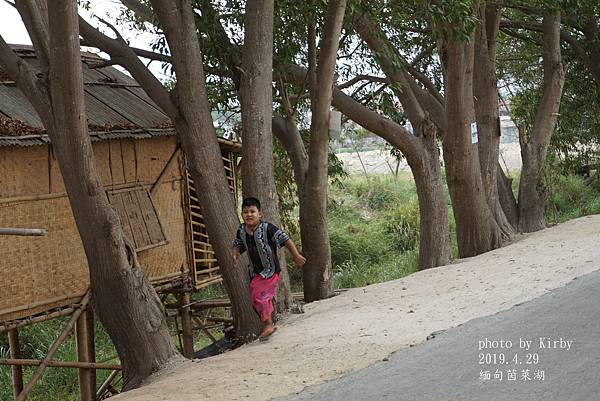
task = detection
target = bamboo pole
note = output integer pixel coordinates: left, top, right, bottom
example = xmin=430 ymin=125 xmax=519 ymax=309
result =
xmin=96 ymin=370 xmax=120 ymax=399
xmin=0 ymin=228 xmax=48 ymax=236
xmin=8 ymin=329 xmax=24 ymax=400
xmin=76 ymin=308 xmax=95 ymax=401
xmin=0 ymin=359 xmax=120 ymax=370
xmin=192 ymin=317 xmax=218 ymax=344
xmin=0 ymin=307 xmax=76 ymax=333
xmin=16 ymin=291 xmax=91 ymax=401
xmin=180 ymin=291 xmax=195 ymax=358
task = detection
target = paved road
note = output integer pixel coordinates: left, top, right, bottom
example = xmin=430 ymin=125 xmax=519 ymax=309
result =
xmin=274 ymin=270 xmax=600 ymax=401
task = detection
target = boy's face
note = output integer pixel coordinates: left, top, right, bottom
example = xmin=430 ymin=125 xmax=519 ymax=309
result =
xmin=242 ymin=205 xmax=262 ymax=227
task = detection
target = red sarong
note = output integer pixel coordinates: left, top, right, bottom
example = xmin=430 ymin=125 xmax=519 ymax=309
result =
xmin=250 ymin=273 xmax=280 ymax=322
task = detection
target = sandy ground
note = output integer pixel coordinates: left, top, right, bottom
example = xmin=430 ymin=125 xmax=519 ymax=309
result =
xmin=337 ymin=143 xmax=522 ymax=175
xmin=112 ymin=215 xmax=600 ymax=401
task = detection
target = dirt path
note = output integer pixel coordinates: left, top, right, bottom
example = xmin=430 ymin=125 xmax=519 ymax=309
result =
xmin=112 ymin=215 xmax=600 ymax=401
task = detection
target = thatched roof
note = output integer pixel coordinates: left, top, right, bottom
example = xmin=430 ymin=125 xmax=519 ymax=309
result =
xmin=0 ymin=45 xmax=241 ymax=153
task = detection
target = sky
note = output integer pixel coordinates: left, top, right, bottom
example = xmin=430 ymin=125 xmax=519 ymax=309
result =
xmin=0 ymin=1 xmax=168 ymax=79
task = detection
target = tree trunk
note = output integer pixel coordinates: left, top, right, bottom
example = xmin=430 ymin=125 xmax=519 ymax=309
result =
xmin=240 ymin=0 xmax=292 ymax=314
xmin=149 ymin=0 xmax=262 ymax=341
xmin=442 ymin=29 xmax=503 ymax=257
xmin=473 ymin=1 xmax=517 ymax=238
xmin=329 ymin=88 xmax=451 ymax=268
xmin=352 ymin=11 xmax=451 ymax=268
xmin=497 ymin=165 xmax=519 ymax=228
xmin=518 ymin=12 xmax=565 ymax=232
xmin=408 ymin=122 xmax=452 ymax=268
xmin=302 ymin=0 xmax=347 ymax=302
xmin=0 ymin=2 xmax=182 ymax=391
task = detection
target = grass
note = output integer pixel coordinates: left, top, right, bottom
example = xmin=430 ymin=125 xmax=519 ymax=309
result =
xmin=545 ymin=173 xmax=600 ymax=223
xmin=326 ymin=174 xmax=422 ymax=289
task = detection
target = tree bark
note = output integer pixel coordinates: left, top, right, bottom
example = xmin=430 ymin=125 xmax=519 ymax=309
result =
xmin=240 ymin=0 xmax=293 ymax=314
xmin=302 ymin=0 xmax=347 ymax=302
xmin=148 ymin=0 xmax=263 ymax=341
xmin=0 ymin=1 xmax=182 ymax=391
xmin=473 ymin=1 xmax=517 ymax=237
xmin=497 ymin=165 xmax=519 ymax=228
xmin=518 ymin=12 xmax=565 ymax=232
xmin=441 ymin=19 xmax=504 ymax=257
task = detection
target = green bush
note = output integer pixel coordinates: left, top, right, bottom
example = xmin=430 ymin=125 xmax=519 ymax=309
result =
xmin=546 ymin=173 xmax=600 ymax=223
xmin=333 ymin=250 xmax=419 ymax=289
xmin=382 ymin=200 xmax=420 ymax=252
xmin=326 ymin=174 xmax=421 ymax=289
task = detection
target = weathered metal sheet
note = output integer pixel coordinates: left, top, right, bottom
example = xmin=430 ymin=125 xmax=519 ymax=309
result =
xmin=83 ymin=91 xmax=135 ymax=127
xmin=93 ymin=63 xmax=138 ymax=86
xmin=125 ymin=87 xmax=166 ymax=114
xmin=85 ymin=85 xmax=169 ymax=127
xmin=0 ymin=86 xmax=43 ymax=127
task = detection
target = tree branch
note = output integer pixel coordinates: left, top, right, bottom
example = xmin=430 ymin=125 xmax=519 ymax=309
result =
xmin=120 ymin=0 xmax=155 ymax=24
xmin=78 ymin=15 xmax=177 ymax=119
xmin=0 ymin=34 xmax=51 ymax=125
xmin=338 ymin=74 xmax=388 ymax=90
xmin=14 ymin=0 xmax=50 ymax=69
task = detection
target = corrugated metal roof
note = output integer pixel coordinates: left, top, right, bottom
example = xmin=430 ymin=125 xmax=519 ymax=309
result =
xmin=0 ymin=129 xmax=174 ymax=147
xmin=0 ymin=86 xmax=44 ymax=127
xmin=0 ymin=45 xmax=172 ymax=136
xmin=0 ymin=45 xmax=241 ymax=153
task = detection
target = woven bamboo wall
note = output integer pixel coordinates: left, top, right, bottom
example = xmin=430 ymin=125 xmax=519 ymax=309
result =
xmin=0 ymin=136 xmax=188 ymax=322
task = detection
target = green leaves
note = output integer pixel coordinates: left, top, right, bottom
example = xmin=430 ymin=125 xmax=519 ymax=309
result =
xmin=428 ymin=0 xmax=479 ymax=41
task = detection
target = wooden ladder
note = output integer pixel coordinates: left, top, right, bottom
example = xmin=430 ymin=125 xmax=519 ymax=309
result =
xmin=185 ymin=152 xmax=237 ymax=289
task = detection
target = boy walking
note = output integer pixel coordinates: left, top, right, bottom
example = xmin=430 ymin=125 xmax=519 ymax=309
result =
xmin=232 ymin=197 xmax=306 ymax=339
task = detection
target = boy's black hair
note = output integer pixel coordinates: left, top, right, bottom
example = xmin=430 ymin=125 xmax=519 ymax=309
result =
xmin=242 ymin=197 xmax=261 ymax=211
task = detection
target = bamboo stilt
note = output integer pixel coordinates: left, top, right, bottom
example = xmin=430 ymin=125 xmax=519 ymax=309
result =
xmin=16 ymin=291 xmax=90 ymax=401
xmin=8 ymin=329 xmax=23 ymax=400
xmin=180 ymin=291 xmax=194 ymax=358
xmin=76 ymin=308 xmax=96 ymax=401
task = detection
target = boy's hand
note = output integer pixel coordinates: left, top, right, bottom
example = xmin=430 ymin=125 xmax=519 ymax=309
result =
xmin=232 ymin=250 xmax=240 ymax=268
xmin=293 ymin=254 xmax=306 ymax=267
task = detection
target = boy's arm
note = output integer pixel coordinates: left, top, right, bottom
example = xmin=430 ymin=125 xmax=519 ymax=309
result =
xmin=284 ymin=239 xmax=306 ymax=267
xmin=232 ymin=246 xmax=241 ymax=268
xmin=232 ymin=229 xmax=245 ymax=268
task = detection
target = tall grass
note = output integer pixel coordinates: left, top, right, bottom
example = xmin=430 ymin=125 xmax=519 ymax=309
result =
xmin=327 ymin=174 xmax=421 ymax=289
xmin=545 ymin=174 xmax=600 ymax=223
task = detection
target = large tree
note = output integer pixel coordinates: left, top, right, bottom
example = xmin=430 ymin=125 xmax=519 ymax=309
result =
xmin=78 ymin=0 xmax=264 ymax=341
xmin=0 ymin=0 xmax=181 ymax=390
xmin=516 ymin=12 xmax=565 ymax=231
xmin=473 ymin=1 xmax=519 ymax=233
xmin=434 ymin=0 xmax=507 ymax=257
xmin=299 ymin=0 xmax=347 ymax=301
xmin=239 ymin=0 xmax=293 ymax=312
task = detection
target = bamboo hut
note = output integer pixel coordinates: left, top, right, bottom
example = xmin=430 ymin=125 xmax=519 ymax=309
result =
xmin=0 ymin=45 xmax=237 ymax=355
